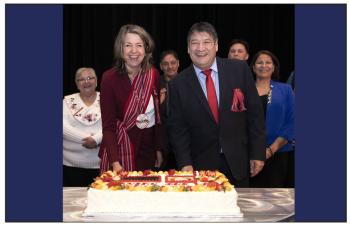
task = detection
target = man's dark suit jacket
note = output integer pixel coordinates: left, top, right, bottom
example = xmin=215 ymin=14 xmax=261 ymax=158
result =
xmin=167 ymin=57 xmax=266 ymax=180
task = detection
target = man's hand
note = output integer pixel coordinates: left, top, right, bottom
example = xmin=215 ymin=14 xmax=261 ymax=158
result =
xmin=154 ymin=150 xmax=163 ymax=168
xmin=250 ymin=160 xmax=264 ymax=177
xmin=181 ymin=165 xmax=194 ymax=172
xmin=160 ymin=88 xmax=167 ymax=104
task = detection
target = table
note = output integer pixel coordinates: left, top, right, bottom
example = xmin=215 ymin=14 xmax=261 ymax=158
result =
xmin=63 ymin=187 xmax=294 ymax=222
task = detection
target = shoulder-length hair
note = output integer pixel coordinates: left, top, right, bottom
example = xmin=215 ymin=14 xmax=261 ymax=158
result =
xmin=114 ymin=24 xmax=155 ymax=74
xmin=251 ymin=50 xmax=280 ymax=81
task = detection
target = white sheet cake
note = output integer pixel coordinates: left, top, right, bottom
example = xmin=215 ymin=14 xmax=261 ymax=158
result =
xmin=83 ymin=170 xmax=242 ymax=217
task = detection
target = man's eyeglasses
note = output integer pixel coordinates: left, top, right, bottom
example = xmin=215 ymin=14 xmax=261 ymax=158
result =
xmin=77 ymin=76 xmax=96 ymax=83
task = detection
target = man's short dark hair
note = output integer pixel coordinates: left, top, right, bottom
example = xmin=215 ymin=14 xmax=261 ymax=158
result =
xmin=187 ymin=22 xmax=218 ymax=44
xmin=160 ymin=50 xmax=179 ymax=62
xmin=228 ymin=39 xmax=250 ymax=53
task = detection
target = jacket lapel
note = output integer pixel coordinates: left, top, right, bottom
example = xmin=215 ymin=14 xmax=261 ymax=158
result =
xmin=217 ymin=58 xmax=228 ymax=124
xmin=185 ymin=65 xmax=216 ymax=123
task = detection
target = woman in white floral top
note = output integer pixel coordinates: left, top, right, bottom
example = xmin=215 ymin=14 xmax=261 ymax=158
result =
xmin=63 ymin=67 xmax=102 ymax=186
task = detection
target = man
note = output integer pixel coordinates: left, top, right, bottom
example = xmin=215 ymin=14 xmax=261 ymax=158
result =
xmin=227 ymin=39 xmax=250 ymax=61
xmin=159 ymin=50 xmax=180 ymax=105
xmin=167 ymin=22 xmax=265 ymax=187
xmin=159 ymin=50 xmax=180 ymax=170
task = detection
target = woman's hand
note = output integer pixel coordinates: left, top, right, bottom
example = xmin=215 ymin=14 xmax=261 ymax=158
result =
xmin=82 ymin=136 xmax=97 ymax=149
xmin=265 ymin=147 xmax=274 ymax=159
xmin=154 ymin=150 xmax=163 ymax=168
xmin=112 ymin=162 xmax=123 ymax=173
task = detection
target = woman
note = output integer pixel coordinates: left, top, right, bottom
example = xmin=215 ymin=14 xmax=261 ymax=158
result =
xmin=63 ymin=67 xmax=102 ymax=186
xmin=99 ymin=24 xmax=163 ymax=173
xmin=250 ymin=50 xmax=295 ymax=188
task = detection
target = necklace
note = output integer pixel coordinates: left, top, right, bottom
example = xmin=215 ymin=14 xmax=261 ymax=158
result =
xmin=257 ymin=86 xmax=271 ymax=96
xmin=256 ymin=83 xmax=272 ymax=104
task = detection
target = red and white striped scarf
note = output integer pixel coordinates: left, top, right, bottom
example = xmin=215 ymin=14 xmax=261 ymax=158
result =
xmin=100 ymin=67 xmax=160 ymax=172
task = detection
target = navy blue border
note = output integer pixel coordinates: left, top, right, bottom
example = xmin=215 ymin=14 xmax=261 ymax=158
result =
xmin=6 ymin=5 xmax=63 ymax=221
xmin=5 ymin=4 xmax=347 ymax=222
xmin=295 ymin=5 xmax=346 ymax=221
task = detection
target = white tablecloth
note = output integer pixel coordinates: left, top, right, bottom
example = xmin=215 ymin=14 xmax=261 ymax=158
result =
xmin=63 ymin=187 xmax=294 ymax=222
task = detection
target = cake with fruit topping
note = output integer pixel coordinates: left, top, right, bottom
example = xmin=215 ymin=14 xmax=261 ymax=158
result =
xmin=83 ymin=170 xmax=242 ymax=217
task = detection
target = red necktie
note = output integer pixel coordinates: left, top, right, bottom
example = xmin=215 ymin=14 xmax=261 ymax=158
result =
xmin=202 ymin=69 xmax=219 ymax=123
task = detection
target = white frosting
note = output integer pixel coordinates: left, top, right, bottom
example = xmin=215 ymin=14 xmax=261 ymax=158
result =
xmin=84 ymin=188 xmax=241 ymax=216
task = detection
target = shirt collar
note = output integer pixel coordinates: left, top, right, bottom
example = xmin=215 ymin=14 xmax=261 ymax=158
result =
xmin=193 ymin=58 xmax=218 ymax=77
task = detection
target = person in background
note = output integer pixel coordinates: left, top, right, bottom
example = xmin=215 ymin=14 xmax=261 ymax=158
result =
xmin=159 ymin=50 xmax=180 ymax=170
xmin=99 ymin=24 xmax=163 ymax=173
xmin=227 ymin=39 xmax=250 ymax=61
xmin=159 ymin=49 xmax=180 ymax=105
xmin=63 ymin=67 xmax=102 ymax=186
xmin=286 ymin=69 xmax=295 ymax=187
xmin=250 ymin=50 xmax=295 ymax=188
xmin=287 ymin=70 xmax=295 ymax=91
xmin=167 ymin=22 xmax=266 ymax=187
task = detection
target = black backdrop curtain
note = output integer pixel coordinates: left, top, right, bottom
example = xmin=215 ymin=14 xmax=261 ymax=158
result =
xmin=64 ymin=4 xmax=294 ymax=96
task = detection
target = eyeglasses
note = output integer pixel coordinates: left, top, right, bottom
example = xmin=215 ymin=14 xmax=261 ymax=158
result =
xmin=161 ymin=61 xmax=178 ymax=67
xmin=77 ymin=76 xmax=96 ymax=83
